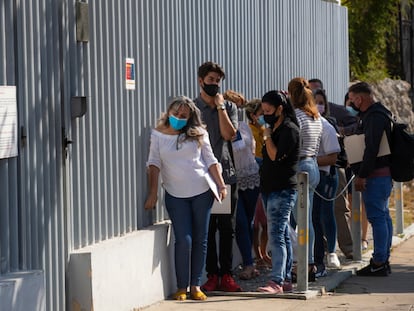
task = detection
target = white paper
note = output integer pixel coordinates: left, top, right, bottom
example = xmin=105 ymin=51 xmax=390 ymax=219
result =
xmin=0 ymin=86 xmax=18 ymax=159
xmin=344 ymin=132 xmax=390 ymax=164
xmin=231 ymin=130 xmax=245 ymax=151
xmin=211 ymin=184 xmax=231 ymax=214
xmin=205 ymin=172 xmax=221 ymax=203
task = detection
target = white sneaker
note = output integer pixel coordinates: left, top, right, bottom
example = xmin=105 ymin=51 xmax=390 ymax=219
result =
xmin=361 ymin=239 xmax=368 ymax=250
xmin=327 ymin=253 xmax=341 ymax=268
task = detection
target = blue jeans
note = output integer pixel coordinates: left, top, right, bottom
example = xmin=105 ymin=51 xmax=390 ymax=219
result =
xmin=292 ymin=157 xmax=320 ymax=264
xmin=313 ymin=169 xmax=339 ymax=267
xmin=362 ymin=176 xmax=393 ymax=263
xmin=165 ymin=190 xmax=213 ymax=288
xmin=263 ymin=189 xmax=297 ymax=285
xmin=236 ymin=187 xmax=260 ymax=266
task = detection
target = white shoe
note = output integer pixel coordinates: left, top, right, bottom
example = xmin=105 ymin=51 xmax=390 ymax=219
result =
xmin=327 ymin=253 xmax=341 ymax=268
xmin=361 ymin=239 xmax=368 ymax=250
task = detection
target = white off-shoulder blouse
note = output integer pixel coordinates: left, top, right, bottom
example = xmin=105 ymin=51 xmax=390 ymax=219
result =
xmin=146 ymin=128 xmax=218 ymax=198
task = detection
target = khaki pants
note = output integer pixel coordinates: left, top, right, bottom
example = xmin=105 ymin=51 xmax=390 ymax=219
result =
xmin=334 ymin=168 xmax=353 ymax=256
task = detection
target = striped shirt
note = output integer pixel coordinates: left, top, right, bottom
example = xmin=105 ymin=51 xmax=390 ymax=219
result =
xmin=295 ymin=108 xmax=322 ymax=158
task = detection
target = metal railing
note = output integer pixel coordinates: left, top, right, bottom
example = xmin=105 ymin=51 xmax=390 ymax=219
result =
xmin=295 ymin=172 xmax=406 ymax=291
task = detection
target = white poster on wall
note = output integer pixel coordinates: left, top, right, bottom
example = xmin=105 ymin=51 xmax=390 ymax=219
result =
xmin=0 ymin=86 xmax=18 ymax=159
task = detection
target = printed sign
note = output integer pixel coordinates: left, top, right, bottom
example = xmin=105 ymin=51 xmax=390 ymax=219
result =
xmin=125 ymin=58 xmax=135 ymax=90
xmin=0 ymin=86 xmax=18 ymax=159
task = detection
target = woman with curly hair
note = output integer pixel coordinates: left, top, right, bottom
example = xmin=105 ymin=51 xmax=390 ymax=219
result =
xmin=144 ymin=96 xmax=226 ymax=301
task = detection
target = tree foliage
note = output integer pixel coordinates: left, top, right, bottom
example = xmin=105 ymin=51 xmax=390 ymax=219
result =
xmin=342 ymin=0 xmax=411 ymax=81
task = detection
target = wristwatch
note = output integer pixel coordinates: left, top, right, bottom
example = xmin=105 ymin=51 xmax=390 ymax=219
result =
xmin=217 ymin=104 xmax=226 ymax=110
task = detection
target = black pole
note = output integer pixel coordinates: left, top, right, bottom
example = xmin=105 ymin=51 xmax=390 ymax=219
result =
xmin=411 ymin=5 xmax=414 ymax=111
xmin=399 ymin=2 xmax=405 ymax=80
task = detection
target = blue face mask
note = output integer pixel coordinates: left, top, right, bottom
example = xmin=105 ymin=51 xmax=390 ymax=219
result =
xmin=346 ymin=106 xmax=359 ymax=116
xmin=169 ymin=115 xmax=188 ymax=130
xmin=257 ymin=115 xmax=266 ymax=126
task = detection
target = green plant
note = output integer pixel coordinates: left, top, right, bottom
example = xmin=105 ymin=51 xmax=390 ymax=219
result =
xmin=342 ymin=0 xmax=413 ymax=81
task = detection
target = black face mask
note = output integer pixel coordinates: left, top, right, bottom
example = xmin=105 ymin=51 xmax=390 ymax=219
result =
xmin=264 ymin=114 xmax=280 ymax=128
xmin=202 ymin=83 xmax=220 ymax=97
xmin=349 ymin=102 xmax=360 ymax=112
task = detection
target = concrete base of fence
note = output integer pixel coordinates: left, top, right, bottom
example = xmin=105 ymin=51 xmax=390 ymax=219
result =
xmin=67 ymin=222 xmax=175 ymax=311
xmin=0 ymin=270 xmax=45 ymax=311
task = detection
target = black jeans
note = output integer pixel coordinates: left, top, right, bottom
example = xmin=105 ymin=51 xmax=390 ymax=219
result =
xmin=205 ymin=183 xmax=238 ymax=275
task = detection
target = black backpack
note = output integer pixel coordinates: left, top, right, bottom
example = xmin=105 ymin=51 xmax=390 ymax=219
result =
xmin=387 ymin=117 xmax=414 ymax=182
xmin=371 ymin=110 xmax=414 ymax=182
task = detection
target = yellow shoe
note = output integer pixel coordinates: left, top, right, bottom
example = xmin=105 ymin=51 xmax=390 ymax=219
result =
xmin=190 ymin=290 xmax=207 ymax=301
xmin=172 ymin=289 xmax=187 ymax=301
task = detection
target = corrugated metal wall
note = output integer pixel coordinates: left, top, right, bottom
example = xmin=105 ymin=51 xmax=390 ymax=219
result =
xmin=1 ymin=0 xmax=348 ymax=310
xmin=70 ymin=0 xmax=349 ymax=248
xmin=0 ymin=0 xmax=18 ymax=276
xmin=1 ymin=0 xmax=67 ymax=310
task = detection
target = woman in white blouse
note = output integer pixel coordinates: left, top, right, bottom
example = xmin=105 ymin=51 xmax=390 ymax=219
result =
xmin=144 ymin=96 xmax=226 ymax=301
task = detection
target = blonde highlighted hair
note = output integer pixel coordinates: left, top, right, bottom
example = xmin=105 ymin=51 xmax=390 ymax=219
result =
xmin=244 ymin=98 xmax=262 ymax=122
xmin=157 ymin=96 xmax=205 ymax=146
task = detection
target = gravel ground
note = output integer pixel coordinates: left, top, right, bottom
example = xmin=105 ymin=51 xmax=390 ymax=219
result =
xmin=231 ymin=243 xmax=364 ymax=293
xmin=233 ymin=255 xmax=353 ymax=293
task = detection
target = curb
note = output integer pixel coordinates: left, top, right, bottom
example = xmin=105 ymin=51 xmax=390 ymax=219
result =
xmin=207 ymin=289 xmax=320 ymax=300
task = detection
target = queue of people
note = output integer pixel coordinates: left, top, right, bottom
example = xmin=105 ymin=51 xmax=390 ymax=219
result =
xmin=144 ymin=61 xmax=393 ymax=300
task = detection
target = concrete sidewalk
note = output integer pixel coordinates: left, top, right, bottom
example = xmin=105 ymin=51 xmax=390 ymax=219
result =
xmin=141 ymin=224 xmax=414 ymax=311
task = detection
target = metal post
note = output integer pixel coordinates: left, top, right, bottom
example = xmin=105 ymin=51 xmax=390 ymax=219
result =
xmin=351 ymin=181 xmax=362 ymax=261
xmin=395 ymin=182 xmax=404 ymax=234
xmin=296 ymin=172 xmax=309 ymax=292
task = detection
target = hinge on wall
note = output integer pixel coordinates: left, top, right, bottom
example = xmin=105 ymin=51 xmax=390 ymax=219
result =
xmin=62 ymin=128 xmax=73 ymax=160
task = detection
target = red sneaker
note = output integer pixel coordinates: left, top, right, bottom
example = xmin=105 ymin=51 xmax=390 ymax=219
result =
xmin=219 ymin=274 xmax=242 ymax=292
xmin=201 ymin=274 xmax=219 ymax=292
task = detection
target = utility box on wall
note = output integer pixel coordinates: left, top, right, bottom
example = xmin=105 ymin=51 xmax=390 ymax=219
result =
xmin=71 ymin=96 xmax=87 ymax=119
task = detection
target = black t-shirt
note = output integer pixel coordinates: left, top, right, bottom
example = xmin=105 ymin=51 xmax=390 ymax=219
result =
xmin=260 ymin=118 xmax=300 ymax=193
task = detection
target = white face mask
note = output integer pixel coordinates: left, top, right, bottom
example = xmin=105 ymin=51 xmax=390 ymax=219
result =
xmin=317 ymin=104 xmax=325 ymax=114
